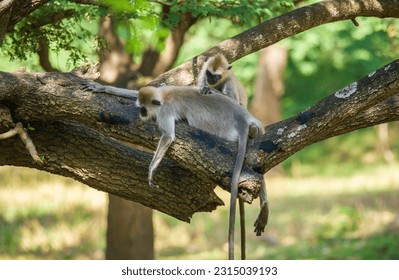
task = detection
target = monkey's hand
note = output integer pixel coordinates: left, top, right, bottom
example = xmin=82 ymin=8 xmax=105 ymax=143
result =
xmin=254 ymin=202 xmax=269 ymax=236
xmin=81 ymin=81 xmax=108 ymax=93
xmin=200 ymin=86 xmax=217 ymax=95
xmin=148 ymin=172 xmax=159 ymax=189
xmin=148 ymin=171 xmax=160 ymax=189
xmin=149 ymin=180 xmax=160 ymax=189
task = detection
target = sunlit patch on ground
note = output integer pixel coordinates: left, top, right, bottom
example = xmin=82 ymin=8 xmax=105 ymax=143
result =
xmin=1 ymin=163 xmax=398 ymax=260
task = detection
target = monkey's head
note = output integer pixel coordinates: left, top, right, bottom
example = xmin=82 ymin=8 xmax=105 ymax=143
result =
xmin=204 ymin=53 xmax=232 ymax=87
xmin=136 ymin=86 xmax=162 ymax=121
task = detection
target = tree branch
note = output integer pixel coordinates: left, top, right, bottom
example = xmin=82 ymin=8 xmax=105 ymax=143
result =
xmin=38 ymin=37 xmax=57 ymax=72
xmin=69 ymin=0 xmax=98 ymax=5
xmin=250 ymin=60 xmax=399 ymax=173
xmin=0 ymin=116 xmax=222 ymax=223
xmin=0 ymin=0 xmax=13 ymax=44
xmin=0 ymin=104 xmax=43 ymax=163
xmin=0 ymin=69 xmax=225 ymax=222
xmin=0 ymin=122 xmax=43 ymax=164
xmin=1 ymin=60 xmax=398 ymax=221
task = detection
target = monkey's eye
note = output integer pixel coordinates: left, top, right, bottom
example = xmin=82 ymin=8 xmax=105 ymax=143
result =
xmin=227 ymin=65 xmax=232 ymax=70
xmin=151 ymin=100 xmax=161 ymax=106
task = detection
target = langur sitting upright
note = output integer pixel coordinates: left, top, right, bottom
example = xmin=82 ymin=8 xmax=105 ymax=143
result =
xmin=197 ymin=53 xmax=248 ymax=108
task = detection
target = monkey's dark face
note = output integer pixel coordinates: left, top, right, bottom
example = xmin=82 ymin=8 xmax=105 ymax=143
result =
xmin=206 ymin=70 xmax=221 ymax=86
xmin=137 ymin=100 xmax=161 ymax=121
xmin=136 ymin=100 xmax=161 ymax=121
xmin=137 ymin=86 xmax=163 ymax=121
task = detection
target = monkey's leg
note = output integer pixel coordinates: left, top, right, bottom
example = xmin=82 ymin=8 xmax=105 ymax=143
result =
xmin=254 ymin=177 xmax=269 ymax=236
xmin=148 ymin=134 xmax=173 ymax=188
xmin=239 ymin=198 xmax=246 ymax=260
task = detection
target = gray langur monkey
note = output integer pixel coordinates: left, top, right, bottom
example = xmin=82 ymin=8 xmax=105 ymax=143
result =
xmin=136 ymin=85 xmax=264 ymax=260
xmin=196 ymin=53 xmax=269 ymax=259
xmin=197 ymin=53 xmax=248 ymax=108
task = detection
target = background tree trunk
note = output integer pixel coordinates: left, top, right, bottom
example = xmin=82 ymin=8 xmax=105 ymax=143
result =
xmin=251 ymin=45 xmax=287 ymax=175
xmin=377 ymin=123 xmax=396 ymax=164
xmin=106 ymin=194 xmax=154 ymax=260
xmin=97 ymin=16 xmax=154 ymax=260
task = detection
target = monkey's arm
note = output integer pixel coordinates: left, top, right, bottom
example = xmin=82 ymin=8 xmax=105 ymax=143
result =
xmin=222 ymin=82 xmax=241 ymax=106
xmin=148 ymin=115 xmax=176 ymax=188
xmin=196 ymin=71 xmax=219 ymax=95
xmin=81 ymin=81 xmax=138 ymax=99
xmin=148 ymin=134 xmax=174 ymax=189
xmin=199 ymin=86 xmax=222 ymax=95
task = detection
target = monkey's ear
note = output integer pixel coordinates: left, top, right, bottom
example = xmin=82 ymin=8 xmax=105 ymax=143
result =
xmin=151 ymin=100 xmax=162 ymax=106
xmin=227 ymin=65 xmax=232 ymax=70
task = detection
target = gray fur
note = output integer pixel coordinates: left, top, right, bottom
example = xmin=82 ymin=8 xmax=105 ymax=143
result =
xmin=197 ymin=54 xmax=248 ymax=108
xmin=137 ymin=85 xmax=264 ymax=260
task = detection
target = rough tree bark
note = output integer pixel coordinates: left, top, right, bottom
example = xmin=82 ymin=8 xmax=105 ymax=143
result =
xmin=1 ymin=0 xmax=399 ymax=225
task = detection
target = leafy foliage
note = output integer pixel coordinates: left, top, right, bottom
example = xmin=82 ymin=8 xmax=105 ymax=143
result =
xmin=0 ymin=0 xmax=160 ymax=66
xmin=101 ymin=0 xmax=160 ymax=54
xmin=1 ymin=0 xmax=103 ymax=66
xmin=283 ymin=18 xmax=399 ymax=118
xmin=162 ymin=0 xmax=294 ymax=28
xmin=0 ymin=0 xmax=295 ymax=68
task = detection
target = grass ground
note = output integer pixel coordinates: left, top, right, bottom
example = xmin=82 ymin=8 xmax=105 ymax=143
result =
xmin=1 ymin=161 xmax=398 ymax=260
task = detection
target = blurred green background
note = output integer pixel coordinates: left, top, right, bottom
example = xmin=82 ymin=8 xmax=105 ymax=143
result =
xmin=0 ymin=0 xmax=398 ymax=259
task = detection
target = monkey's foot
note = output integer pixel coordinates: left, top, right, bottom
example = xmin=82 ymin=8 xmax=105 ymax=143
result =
xmin=254 ymin=203 xmax=269 ymax=236
xmin=249 ymin=124 xmax=260 ymax=139
xmin=149 ymin=181 xmax=160 ymax=189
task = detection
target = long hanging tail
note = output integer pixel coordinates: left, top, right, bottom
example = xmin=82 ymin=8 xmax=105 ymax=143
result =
xmin=228 ymin=125 xmax=249 ymax=260
xmin=239 ymin=198 xmax=246 ymax=260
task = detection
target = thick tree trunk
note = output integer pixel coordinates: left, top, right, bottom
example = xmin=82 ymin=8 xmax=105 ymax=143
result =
xmin=106 ymin=194 xmax=154 ymax=260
